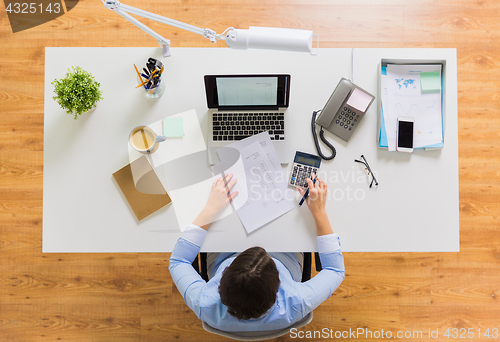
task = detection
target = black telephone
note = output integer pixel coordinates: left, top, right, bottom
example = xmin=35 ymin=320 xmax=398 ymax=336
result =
xmin=312 ymin=78 xmax=376 ymax=160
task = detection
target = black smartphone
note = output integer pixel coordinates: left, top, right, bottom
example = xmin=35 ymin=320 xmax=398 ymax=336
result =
xmin=397 ymin=117 xmax=414 ymax=153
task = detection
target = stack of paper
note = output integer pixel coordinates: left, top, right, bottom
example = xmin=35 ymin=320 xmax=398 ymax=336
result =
xmin=212 ymin=132 xmax=295 ymax=234
xmin=380 ymin=64 xmax=444 ymax=151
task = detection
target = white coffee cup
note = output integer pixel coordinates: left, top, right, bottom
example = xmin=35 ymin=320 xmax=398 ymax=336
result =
xmin=129 ymin=126 xmax=166 ymax=154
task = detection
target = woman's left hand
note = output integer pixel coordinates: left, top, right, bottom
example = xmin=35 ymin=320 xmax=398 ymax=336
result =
xmin=192 ymin=173 xmax=238 ymax=230
xmin=205 ymin=173 xmax=238 ymax=215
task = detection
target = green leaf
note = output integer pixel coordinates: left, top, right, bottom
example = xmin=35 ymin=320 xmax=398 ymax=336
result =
xmin=52 ymin=66 xmax=103 ymax=119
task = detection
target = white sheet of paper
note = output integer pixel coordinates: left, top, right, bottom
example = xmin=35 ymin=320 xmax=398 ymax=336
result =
xmin=218 ymin=132 xmax=281 ymax=171
xmin=220 ymin=141 xmax=295 ymax=234
xmin=168 ymin=176 xmax=234 ymax=232
xmin=222 ymin=157 xmax=249 ymax=212
xmin=386 ymin=65 xmax=443 ymax=149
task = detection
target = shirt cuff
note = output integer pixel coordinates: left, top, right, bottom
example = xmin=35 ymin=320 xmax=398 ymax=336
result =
xmin=317 ymin=233 xmax=341 ymax=253
xmin=181 ymin=224 xmax=207 ymax=247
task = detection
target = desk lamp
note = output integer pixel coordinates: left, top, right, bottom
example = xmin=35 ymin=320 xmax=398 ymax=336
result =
xmin=102 ymin=0 xmax=318 ymax=57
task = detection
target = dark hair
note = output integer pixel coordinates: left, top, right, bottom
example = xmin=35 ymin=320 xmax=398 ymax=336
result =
xmin=219 ymin=247 xmax=280 ymax=320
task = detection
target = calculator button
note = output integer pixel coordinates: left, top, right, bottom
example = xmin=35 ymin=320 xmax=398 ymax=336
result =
xmin=347 ymin=109 xmax=351 ymax=113
xmin=349 ymin=116 xmax=353 ymax=120
xmin=349 ymin=128 xmax=352 ymax=131
xmin=343 ymin=107 xmax=347 ymax=111
xmin=341 ymin=111 xmax=345 ymax=115
xmin=344 ymin=125 xmax=348 ymax=129
xmin=338 ymin=115 xmax=343 ymax=120
xmin=342 ymin=118 xmax=346 ymax=122
xmin=339 ymin=121 xmax=343 ymax=125
xmin=357 ymin=115 xmax=360 ymax=118
xmin=347 ymin=120 xmax=351 ymax=124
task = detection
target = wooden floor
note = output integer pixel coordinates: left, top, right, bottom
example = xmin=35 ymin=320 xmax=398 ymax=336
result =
xmin=1 ymin=0 xmax=499 ymax=341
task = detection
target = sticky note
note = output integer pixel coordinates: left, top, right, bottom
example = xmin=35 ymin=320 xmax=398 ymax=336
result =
xmin=346 ymin=88 xmax=374 ymax=112
xmin=420 ymin=71 xmax=441 ymax=93
xmin=163 ymin=117 xmax=184 ymax=137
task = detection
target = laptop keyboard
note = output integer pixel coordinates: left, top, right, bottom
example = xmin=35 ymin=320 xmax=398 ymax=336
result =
xmin=212 ymin=113 xmax=285 ymax=141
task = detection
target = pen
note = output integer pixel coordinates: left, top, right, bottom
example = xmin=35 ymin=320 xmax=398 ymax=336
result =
xmin=133 ymin=64 xmax=146 ymax=89
xmin=298 ymin=175 xmax=318 ymax=207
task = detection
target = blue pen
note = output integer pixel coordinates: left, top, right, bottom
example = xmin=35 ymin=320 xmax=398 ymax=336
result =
xmin=298 ymin=176 xmax=318 ymax=207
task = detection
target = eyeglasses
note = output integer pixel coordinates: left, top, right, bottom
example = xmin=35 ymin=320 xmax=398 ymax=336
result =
xmin=354 ymin=155 xmax=379 ymax=188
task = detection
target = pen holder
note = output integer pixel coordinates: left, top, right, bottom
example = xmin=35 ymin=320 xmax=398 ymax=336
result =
xmin=138 ymin=77 xmax=165 ymax=99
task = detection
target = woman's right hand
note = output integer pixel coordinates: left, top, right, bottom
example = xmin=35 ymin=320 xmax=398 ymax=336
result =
xmin=297 ymin=173 xmax=328 ymax=218
xmin=298 ymin=173 xmax=333 ymax=236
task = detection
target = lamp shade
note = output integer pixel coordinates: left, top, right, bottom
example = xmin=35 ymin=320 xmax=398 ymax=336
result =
xmin=224 ymin=27 xmax=314 ymax=54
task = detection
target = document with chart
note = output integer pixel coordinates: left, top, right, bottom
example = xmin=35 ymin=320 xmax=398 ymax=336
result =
xmin=385 ymin=64 xmax=443 ymax=150
xmin=212 ymin=134 xmax=295 ymax=234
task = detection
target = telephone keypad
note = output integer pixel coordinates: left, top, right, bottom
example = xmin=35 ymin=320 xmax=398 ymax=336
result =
xmin=334 ymin=106 xmax=359 ymax=131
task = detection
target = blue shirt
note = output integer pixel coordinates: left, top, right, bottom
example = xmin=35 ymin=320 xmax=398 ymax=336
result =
xmin=169 ymin=224 xmax=345 ymax=332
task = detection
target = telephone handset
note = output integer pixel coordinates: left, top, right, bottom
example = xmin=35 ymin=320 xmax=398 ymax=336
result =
xmin=312 ymin=78 xmax=376 ymax=160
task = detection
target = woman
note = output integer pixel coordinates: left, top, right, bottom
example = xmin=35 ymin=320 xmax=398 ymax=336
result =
xmin=169 ymin=173 xmax=345 ymax=332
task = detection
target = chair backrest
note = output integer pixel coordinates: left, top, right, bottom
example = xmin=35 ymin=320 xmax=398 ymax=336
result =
xmin=202 ymin=311 xmax=313 ymax=341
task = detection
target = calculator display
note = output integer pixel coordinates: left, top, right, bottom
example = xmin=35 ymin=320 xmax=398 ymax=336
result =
xmin=295 ymin=155 xmax=321 ymax=167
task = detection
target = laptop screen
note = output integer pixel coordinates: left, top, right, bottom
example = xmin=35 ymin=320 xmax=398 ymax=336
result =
xmin=204 ymin=74 xmax=290 ymax=110
xmin=216 ymin=77 xmax=278 ymax=106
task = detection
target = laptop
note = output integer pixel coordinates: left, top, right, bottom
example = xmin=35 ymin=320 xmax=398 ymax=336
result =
xmin=204 ymin=74 xmax=291 ymax=165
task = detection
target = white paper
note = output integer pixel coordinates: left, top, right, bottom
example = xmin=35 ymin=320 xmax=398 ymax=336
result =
xmin=169 ymin=176 xmax=234 ymax=232
xmin=386 ymin=65 xmax=443 ymax=150
xmin=218 ymin=141 xmax=295 ymax=234
xmin=221 ymin=156 xmax=249 ymax=212
xmin=218 ymin=131 xmax=281 ymax=170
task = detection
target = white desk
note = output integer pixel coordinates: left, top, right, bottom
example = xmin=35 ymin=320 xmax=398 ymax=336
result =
xmin=43 ymin=47 xmax=459 ymax=252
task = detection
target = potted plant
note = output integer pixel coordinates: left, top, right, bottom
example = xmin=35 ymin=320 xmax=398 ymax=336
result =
xmin=52 ymin=66 xmax=103 ymax=120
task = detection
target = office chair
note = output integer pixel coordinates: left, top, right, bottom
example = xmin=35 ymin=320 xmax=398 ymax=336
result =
xmin=191 ymin=252 xmax=322 ymax=341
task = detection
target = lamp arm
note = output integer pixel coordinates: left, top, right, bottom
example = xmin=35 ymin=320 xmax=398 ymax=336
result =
xmin=103 ymin=0 xmax=221 ymax=56
xmin=113 ymin=9 xmax=171 ymax=48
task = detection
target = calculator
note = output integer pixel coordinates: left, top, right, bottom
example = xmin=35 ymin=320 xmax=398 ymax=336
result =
xmin=289 ymin=151 xmax=322 ymax=188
